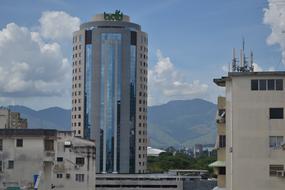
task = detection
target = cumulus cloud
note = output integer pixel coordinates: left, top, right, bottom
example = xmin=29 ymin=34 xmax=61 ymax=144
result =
xmin=0 ymin=11 xmax=80 ymax=98
xmin=253 ymin=63 xmax=263 ymax=71
xmin=264 ymin=0 xmax=285 ymax=64
xmin=148 ymin=50 xmax=208 ymax=105
xmin=39 ymin=11 xmax=80 ymax=41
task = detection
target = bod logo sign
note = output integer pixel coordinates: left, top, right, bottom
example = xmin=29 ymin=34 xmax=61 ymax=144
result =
xmin=104 ymin=10 xmax=123 ymax=21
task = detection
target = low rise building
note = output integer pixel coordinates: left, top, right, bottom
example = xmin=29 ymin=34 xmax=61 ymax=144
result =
xmin=0 ymin=107 xmax=27 ymax=129
xmin=0 ymin=129 xmax=95 ymax=190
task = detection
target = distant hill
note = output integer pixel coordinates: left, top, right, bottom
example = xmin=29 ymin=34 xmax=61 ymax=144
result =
xmin=9 ymin=106 xmax=71 ymax=131
xmin=148 ymin=99 xmax=217 ymax=148
xmin=8 ymin=98 xmax=217 ymax=148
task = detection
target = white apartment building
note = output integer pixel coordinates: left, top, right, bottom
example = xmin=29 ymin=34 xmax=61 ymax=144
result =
xmin=0 ymin=129 xmax=95 ymax=190
xmin=214 ymin=71 xmax=285 ymax=190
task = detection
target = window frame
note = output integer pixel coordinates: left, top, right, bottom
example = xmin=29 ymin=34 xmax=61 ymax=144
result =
xmin=251 ymin=80 xmax=258 ymax=91
xmin=16 ymin=139 xmax=23 ymax=147
xmin=8 ymin=160 xmax=14 ymax=169
xmin=269 ymin=136 xmax=284 ymax=149
xmin=269 ymin=108 xmax=284 ymax=119
xmin=269 ymin=164 xmax=284 ymax=176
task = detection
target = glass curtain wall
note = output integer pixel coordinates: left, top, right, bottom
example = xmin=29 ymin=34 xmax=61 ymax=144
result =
xmin=84 ymin=43 xmax=92 ymax=139
xmin=100 ymin=33 xmax=122 ymax=173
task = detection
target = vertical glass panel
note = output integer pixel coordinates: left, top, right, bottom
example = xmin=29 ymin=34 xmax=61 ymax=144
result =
xmin=101 ymin=33 xmax=122 ymax=173
xmin=129 ymin=44 xmax=137 ymax=173
xmin=84 ymin=43 xmax=92 ymax=139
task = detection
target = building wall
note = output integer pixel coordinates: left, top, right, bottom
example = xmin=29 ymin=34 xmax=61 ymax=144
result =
xmin=0 ymin=108 xmax=27 ymax=129
xmin=0 ymin=130 xmax=95 ymax=190
xmin=0 ymin=108 xmax=9 ymax=129
xmin=225 ymin=75 xmax=285 ymax=190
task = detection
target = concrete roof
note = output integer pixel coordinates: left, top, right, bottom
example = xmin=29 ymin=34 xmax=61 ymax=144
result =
xmin=0 ymin=128 xmax=58 ymax=137
xmin=214 ymin=71 xmax=285 ymax=86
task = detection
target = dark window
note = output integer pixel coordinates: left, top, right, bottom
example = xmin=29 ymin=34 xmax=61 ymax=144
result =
xmin=259 ymin=80 xmax=266 ymax=90
xmin=57 ymin=173 xmax=63 ymax=178
xmin=219 ymin=167 xmax=226 ymax=175
xmin=57 ymin=157 xmax=63 ymax=162
xmin=219 ymin=135 xmax=226 ymax=148
xmin=270 ymin=108 xmax=284 ymax=119
xmin=130 ymin=31 xmax=137 ymax=45
xmin=16 ymin=139 xmax=23 ymax=147
xmin=0 ymin=139 xmax=2 ymax=151
xmin=276 ymin=79 xmax=283 ymax=90
xmin=269 ymin=165 xmax=284 ymax=176
xmin=44 ymin=139 xmax=54 ymax=151
xmin=8 ymin=160 xmax=14 ymax=169
xmin=268 ymin=79 xmax=275 ymax=90
xmin=66 ymin=173 xmax=70 ymax=179
xmin=251 ymin=80 xmax=258 ymax=90
xmin=76 ymin=157 xmax=84 ymax=166
xmin=85 ymin=30 xmax=92 ymax=44
xmin=75 ymin=174 xmax=84 ymax=182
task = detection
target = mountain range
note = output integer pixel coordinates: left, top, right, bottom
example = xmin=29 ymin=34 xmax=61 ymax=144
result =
xmin=9 ymin=98 xmax=217 ymax=148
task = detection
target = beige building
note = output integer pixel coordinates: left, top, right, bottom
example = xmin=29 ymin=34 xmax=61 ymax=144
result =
xmin=213 ymin=71 xmax=285 ymax=190
xmin=0 ymin=107 xmax=27 ymax=129
xmin=0 ymin=129 xmax=95 ymax=190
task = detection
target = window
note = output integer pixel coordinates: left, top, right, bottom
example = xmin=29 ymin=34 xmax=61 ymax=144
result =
xmin=270 ymin=108 xmax=284 ymax=119
xmin=259 ymin=80 xmax=266 ymax=90
xmin=251 ymin=79 xmax=283 ymax=91
xmin=76 ymin=157 xmax=84 ymax=166
xmin=44 ymin=139 xmax=54 ymax=151
xmin=57 ymin=173 xmax=63 ymax=179
xmin=0 ymin=139 xmax=2 ymax=151
xmin=0 ymin=161 xmax=2 ymax=172
xmin=270 ymin=136 xmax=283 ymax=148
xmin=270 ymin=165 xmax=284 ymax=176
xmin=66 ymin=173 xmax=70 ymax=179
xmin=57 ymin=157 xmax=63 ymax=162
xmin=251 ymin=80 xmax=258 ymax=90
xmin=268 ymin=79 xmax=275 ymax=90
xmin=16 ymin=139 xmax=23 ymax=147
xmin=219 ymin=135 xmax=226 ymax=148
xmin=276 ymin=79 xmax=283 ymax=90
xmin=8 ymin=160 xmax=14 ymax=169
xmin=218 ymin=167 xmax=226 ymax=175
xmin=75 ymin=174 xmax=84 ymax=182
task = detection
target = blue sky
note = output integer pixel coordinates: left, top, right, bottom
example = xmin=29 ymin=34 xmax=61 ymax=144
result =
xmin=0 ymin=0 xmax=284 ymax=109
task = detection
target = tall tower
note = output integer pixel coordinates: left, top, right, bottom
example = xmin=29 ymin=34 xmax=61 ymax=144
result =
xmin=71 ymin=11 xmax=148 ymax=174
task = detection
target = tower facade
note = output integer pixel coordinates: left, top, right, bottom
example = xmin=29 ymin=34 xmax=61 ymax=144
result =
xmin=71 ymin=11 xmax=148 ymax=173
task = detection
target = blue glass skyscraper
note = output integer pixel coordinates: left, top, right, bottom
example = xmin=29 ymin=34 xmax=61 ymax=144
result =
xmin=71 ymin=12 xmax=148 ymax=173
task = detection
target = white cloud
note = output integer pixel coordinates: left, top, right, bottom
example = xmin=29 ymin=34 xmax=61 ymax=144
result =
xmin=253 ymin=63 xmax=263 ymax=71
xmin=39 ymin=11 xmax=80 ymax=41
xmin=0 ymin=11 xmax=79 ymax=100
xmin=264 ymin=0 xmax=285 ymax=64
xmin=148 ymin=50 xmax=208 ymax=105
